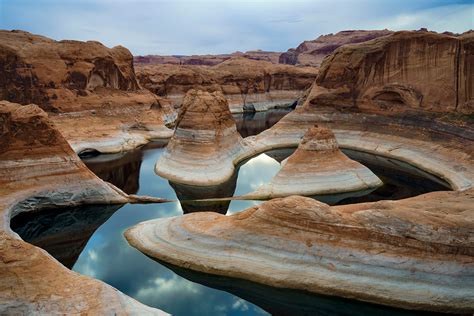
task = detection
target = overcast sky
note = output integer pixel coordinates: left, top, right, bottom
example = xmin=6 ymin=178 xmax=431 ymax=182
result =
xmin=0 ymin=0 xmax=472 ymax=55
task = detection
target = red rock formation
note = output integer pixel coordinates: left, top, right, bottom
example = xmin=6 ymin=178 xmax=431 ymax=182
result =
xmin=155 ymin=90 xmax=245 ymax=185
xmin=0 ymin=101 xmax=166 ymax=314
xmin=134 ymin=50 xmax=282 ymax=66
xmin=0 ymin=30 xmax=173 ymax=152
xmin=310 ymin=30 xmax=473 ymax=114
xmin=136 ymin=57 xmax=318 ymax=111
xmin=0 ymin=30 xmax=141 ymax=112
xmin=279 ymin=30 xmax=393 ymax=67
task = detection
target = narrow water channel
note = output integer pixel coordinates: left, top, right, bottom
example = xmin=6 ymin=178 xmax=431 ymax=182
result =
xmin=11 ymin=110 xmax=450 ymax=316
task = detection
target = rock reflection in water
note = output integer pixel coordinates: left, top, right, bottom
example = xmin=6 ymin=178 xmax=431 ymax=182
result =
xmin=10 ymin=204 xmax=123 ymax=268
xmin=339 ymin=149 xmax=450 ymax=204
xmin=158 ymin=261 xmax=444 ymax=316
xmin=233 ymin=109 xmax=291 ymax=137
xmin=83 ymin=150 xmax=143 ymax=194
xmin=169 ymin=169 xmax=238 ymax=214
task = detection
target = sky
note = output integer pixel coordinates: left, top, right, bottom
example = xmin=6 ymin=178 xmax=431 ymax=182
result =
xmin=0 ymin=0 xmax=473 ymax=55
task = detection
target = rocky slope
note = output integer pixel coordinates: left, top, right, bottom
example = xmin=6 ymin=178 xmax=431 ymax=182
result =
xmin=0 ymin=30 xmax=173 ymax=153
xmin=134 ymin=50 xmax=282 ymax=66
xmin=312 ymin=30 xmax=474 ymax=114
xmin=279 ymin=30 xmax=393 ymax=67
xmin=136 ymin=57 xmax=318 ymax=112
xmin=0 ymin=101 xmax=166 ymax=314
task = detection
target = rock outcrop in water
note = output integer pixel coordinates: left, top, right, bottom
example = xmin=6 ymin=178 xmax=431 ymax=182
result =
xmin=125 ymin=191 xmax=474 ymax=313
xmin=248 ymin=125 xmax=382 ymax=200
xmin=0 ymin=101 xmax=166 ymax=314
xmin=313 ymin=30 xmax=473 ymax=114
xmin=155 ymin=90 xmax=245 ymax=185
xmin=127 ymin=28 xmax=474 ymax=314
xmin=136 ymin=57 xmax=317 ymax=112
xmin=0 ymin=30 xmax=173 ymax=153
xmin=279 ymin=30 xmax=393 ymax=67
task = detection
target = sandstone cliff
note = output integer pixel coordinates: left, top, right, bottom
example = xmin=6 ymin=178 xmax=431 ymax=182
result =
xmin=279 ymin=30 xmax=393 ymax=67
xmin=308 ymin=30 xmax=473 ymax=114
xmin=0 ymin=30 xmax=142 ymax=112
xmin=0 ymin=30 xmax=173 ymax=152
xmin=136 ymin=57 xmax=318 ymax=112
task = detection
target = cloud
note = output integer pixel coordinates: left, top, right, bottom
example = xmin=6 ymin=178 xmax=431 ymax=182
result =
xmin=0 ymin=0 xmax=472 ymax=55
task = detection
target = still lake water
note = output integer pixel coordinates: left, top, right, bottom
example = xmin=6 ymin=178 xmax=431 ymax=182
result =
xmin=12 ymin=110 xmax=450 ymax=316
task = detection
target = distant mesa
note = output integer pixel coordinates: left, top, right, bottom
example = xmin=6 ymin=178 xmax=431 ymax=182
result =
xmin=279 ymin=29 xmax=393 ymax=67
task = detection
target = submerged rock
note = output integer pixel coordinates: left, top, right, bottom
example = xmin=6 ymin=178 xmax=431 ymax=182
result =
xmin=125 ymin=192 xmax=474 ymax=313
xmin=248 ymin=125 xmax=382 ymax=199
xmin=155 ymin=89 xmax=245 ymax=186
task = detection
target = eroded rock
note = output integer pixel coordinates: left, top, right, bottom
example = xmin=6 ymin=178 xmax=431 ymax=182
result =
xmin=279 ymin=30 xmax=393 ymax=67
xmin=248 ymin=125 xmax=382 ymax=199
xmin=0 ymin=101 xmax=167 ymax=315
xmin=313 ymin=30 xmax=473 ymax=114
xmin=136 ymin=57 xmax=317 ymax=112
xmin=0 ymin=30 xmax=174 ymax=153
xmin=155 ymin=90 xmax=245 ymax=185
xmin=125 ymin=192 xmax=474 ymax=313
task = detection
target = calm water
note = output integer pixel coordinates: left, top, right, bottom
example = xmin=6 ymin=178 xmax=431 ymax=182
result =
xmin=11 ymin=110 xmax=450 ymax=316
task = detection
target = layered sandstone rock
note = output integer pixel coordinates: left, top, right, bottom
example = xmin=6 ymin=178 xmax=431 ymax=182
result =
xmin=313 ymin=30 xmax=473 ymax=114
xmin=0 ymin=30 xmax=173 ymax=152
xmin=125 ymin=191 xmax=474 ymax=313
xmin=248 ymin=125 xmax=382 ymax=199
xmin=134 ymin=50 xmax=282 ymax=66
xmin=279 ymin=30 xmax=392 ymax=67
xmin=136 ymin=57 xmax=317 ymax=112
xmin=155 ymin=90 xmax=245 ymax=185
xmin=0 ymin=101 xmax=166 ymax=314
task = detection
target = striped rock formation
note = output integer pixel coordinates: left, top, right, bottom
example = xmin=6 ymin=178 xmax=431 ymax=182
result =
xmin=0 ymin=101 xmax=167 ymax=315
xmin=155 ymin=89 xmax=245 ymax=186
xmin=247 ymin=125 xmax=382 ymax=199
xmin=125 ymin=192 xmax=474 ymax=313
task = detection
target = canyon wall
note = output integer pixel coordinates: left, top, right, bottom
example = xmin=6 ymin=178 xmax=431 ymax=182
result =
xmin=0 ymin=30 xmax=173 ymax=152
xmin=279 ymin=30 xmax=393 ymax=67
xmin=307 ymin=30 xmax=473 ymax=114
xmin=136 ymin=57 xmax=318 ymax=111
xmin=0 ymin=30 xmax=144 ymax=112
